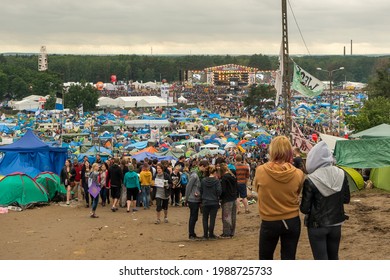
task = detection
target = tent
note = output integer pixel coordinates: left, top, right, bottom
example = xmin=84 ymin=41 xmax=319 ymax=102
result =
xmin=350 ymin=123 xmax=390 ymax=139
xmin=34 ymin=172 xmax=66 ymax=201
xmin=0 ymin=173 xmax=49 ymax=208
xmin=339 ymin=166 xmax=365 ymax=192
xmin=0 ymin=130 xmax=68 ymax=177
xmin=334 ymin=137 xmax=390 ymax=191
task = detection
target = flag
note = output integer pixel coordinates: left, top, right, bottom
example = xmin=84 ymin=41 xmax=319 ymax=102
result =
xmin=274 ymin=41 xmax=283 ymax=106
xmin=35 ymin=109 xmax=41 ymax=117
xmin=55 ymin=91 xmax=63 ymax=110
xmin=292 ymin=63 xmax=325 ymax=97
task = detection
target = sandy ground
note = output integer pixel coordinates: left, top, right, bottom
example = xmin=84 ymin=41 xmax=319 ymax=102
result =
xmin=0 ymin=188 xmax=389 ymax=260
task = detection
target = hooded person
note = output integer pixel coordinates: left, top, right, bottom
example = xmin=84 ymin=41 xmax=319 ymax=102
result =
xmin=253 ymin=136 xmax=305 ymax=260
xmin=300 ymin=141 xmax=350 ymax=260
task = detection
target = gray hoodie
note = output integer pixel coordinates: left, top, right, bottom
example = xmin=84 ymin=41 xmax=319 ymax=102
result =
xmin=306 ymin=141 xmax=344 ymax=197
xmin=200 ymin=177 xmax=222 ymax=206
xmin=185 ymin=170 xmax=202 ymax=203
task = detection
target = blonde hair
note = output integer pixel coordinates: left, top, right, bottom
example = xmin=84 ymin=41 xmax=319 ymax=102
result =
xmin=269 ymin=136 xmax=293 ymax=163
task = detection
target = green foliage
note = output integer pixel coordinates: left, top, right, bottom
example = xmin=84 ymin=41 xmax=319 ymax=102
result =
xmin=243 ymin=84 xmax=275 ymax=117
xmin=44 ymin=93 xmax=56 ymax=110
xmin=367 ymin=62 xmax=390 ymax=99
xmin=345 ymin=97 xmax=390 ymax=132
xmin=64 ymin=83 xmax=99 ymax=111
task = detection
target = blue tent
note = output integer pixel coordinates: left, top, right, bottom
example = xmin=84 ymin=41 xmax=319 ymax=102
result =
xmin=131 ymin=152 xmax=177 ymax=162
xmin=0 ymin=130 xmax=68 ymax=177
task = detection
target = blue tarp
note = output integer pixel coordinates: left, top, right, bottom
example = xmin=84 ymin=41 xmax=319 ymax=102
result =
xmin=0 ymin=130 xmax=68 ymax=177
xmin=125 ymin=141 xmax=148 ymax=150
xmin=131 ymin=152 xmax=178 ymax=162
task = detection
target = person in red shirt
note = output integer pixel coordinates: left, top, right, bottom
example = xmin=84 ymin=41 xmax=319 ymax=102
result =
xmin=73 ymin=158 xmax=82 ymax=201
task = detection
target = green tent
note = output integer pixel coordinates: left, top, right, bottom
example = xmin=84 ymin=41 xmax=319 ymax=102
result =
xmin=350 ymin=123 xmax=390 ymax=139
xmin=339 ymin=166 xmax=365 ymax=192
xmin=370 ymin=166 xmax=390 ymax=191
xmin=34 ymin=172 xmax=66 ymax=201
xmin=334 ymin=138 xmax=390 ymax=168
xmin=334 ymin=138 xmax=390 ymax=192
xmin=0 ymin=173 xmax=49 ymax=208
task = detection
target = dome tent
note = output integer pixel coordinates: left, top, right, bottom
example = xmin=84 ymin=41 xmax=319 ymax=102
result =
xmin=0 ymin=173 xmax=49 ymax=208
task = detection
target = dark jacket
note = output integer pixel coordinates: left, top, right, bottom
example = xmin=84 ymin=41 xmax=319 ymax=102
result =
xmin=200 ymin=177 xmax=222 ymax=206
xmin=300 ymin=172 xmax=350 ymax=228
xmin=108 ymin=164 xmax=123 ymax=188
xmin=220 ymin=173 xmax=238 ymax=203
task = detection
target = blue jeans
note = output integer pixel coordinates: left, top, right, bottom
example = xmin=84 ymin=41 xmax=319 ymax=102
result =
xmin=259 ymin=216 xmax=301 ymax=260
xmin=307 ymin=225 xmax=342 ymax=260
xmin=141 ymin=186 xmax=151 ymax=208
xmin=91 ymin=194 xmax=99 ymax=212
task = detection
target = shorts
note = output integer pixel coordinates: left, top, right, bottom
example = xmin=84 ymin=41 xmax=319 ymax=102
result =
xmin=155 ymin=197 xmax=169 ymax=212
xmin=237 ymin=183 xmax=248 ymax=199
xmin=126 ymin=188 xmax=139 ymax=201
xmin=110 ymin=186 xmax=121 ymax=199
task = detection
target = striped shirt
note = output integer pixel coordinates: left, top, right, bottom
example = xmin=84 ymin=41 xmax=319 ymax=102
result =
xmin=235 ymin=163 xmax=250 ymax=184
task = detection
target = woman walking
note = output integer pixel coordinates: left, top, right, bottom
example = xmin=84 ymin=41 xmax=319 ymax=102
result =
xmin=88 ymin=163 xmax=100 ymax=218
xmin=124 ymin=164 xmax=141 ymax=212
xmin=253 ymin=136 xmax=305 ymax=259
xmin=153 ymin=163 xmax=172 ymax=224
xmin=60 ymin=159 xmax=76 ymax=205
xmin=300 ymin=141 xmax=350 ymax=260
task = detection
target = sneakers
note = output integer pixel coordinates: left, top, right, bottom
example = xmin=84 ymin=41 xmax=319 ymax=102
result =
xmin=164 ymin=218 xmax=168 ymax=223
xmin=111 ymin=207 xmax=117 ymax=212
xmin=90 ymin=213 xmax=99 ymax=218
xmin=155 ymin=219 xmax=161 ymax=224
xmin=219 ymin=234 xmax=233 ymax=239
xmin=189 ymin=235 xmax=200 ymax=240
xmin=132 ymin=208 xmax=138 ymax=212
xmin=209 ymin=235 xmax=217 ymax=240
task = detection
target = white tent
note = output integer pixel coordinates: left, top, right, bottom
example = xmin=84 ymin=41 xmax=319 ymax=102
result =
xmin=319 ymin=133 xmax=348 ymax=152
xmin=97 ymin=97 xmax=118 ymax=108
xmin=12 ymin=99 xmax=40 ymax=111
xmin=200 ymin=143 xmax=219 ymax=150
xmin=178 ymin=96 xmax=188 ymax=104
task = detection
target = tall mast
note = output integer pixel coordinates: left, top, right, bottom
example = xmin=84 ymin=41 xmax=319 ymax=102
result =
xmin=282 ymin=0 xmax=292 ymax=137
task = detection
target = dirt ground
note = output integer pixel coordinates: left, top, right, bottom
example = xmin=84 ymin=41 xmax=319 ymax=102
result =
xmin=0 ymin=188 xmax=389 ymax=260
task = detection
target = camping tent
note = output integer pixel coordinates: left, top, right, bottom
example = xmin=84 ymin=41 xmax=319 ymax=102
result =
xmin=0 ymin=130 xmax=68 ymax=177
xmin=0 ymin=173 xmax=49 ymax=208
xmin=334 ymin=137 xmax=390 ymax=191
xmin=339 ymin=166 xmax=365 ymax=192
xmin=350 ymin=123 xmax=390 ymax=139
xmin=34 ymin=172 xmax=66 ymax=201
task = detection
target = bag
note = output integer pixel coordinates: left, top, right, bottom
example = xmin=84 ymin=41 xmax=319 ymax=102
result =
xmin=180 ymin=173 xmax=188 ymax=186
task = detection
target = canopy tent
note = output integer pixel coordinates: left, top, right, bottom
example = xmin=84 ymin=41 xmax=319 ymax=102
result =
xmin=0 ymin=130 xmax=68 ymax=177
xmin=0 ymin=173 xmax=49 ymax=208
xmin=350 ymin=123 xmax=390 ymax=139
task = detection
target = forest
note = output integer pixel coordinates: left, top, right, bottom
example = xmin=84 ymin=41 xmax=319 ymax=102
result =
xmin=0 ymin=53 xmax=389 ymax=101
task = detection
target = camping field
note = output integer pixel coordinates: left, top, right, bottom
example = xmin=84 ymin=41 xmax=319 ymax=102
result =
xmin=0 ymin=189 xmax=389 ymax=260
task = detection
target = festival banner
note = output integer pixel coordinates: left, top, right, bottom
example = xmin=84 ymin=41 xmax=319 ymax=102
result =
xmin=274 ymin=42 xmax=283 ymax=106
xmin=292 ymin=63 xmax=324 ymax=97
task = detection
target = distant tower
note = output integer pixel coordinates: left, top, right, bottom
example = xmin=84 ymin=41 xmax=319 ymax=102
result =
xmin=38 ymin=46 xmax=48 ymax=71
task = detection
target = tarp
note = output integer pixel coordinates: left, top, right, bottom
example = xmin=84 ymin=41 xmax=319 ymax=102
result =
xmin=334 ymin=138 xmax=390 ymax=168
xmin=350 ymin=123 xmax=390 ymax=139
xmin=0 ymin=130 xmax=68 ymax=177
xmin=0 ymin=173 xmax=49 ymax=207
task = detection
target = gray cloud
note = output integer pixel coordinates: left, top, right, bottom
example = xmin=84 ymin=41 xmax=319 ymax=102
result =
xmin=1 ymin=0 xmax=389 ymax=55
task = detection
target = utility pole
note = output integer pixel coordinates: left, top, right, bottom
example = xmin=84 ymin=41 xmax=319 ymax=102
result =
xmin=281 ymin=0 xmax=292 ymax=138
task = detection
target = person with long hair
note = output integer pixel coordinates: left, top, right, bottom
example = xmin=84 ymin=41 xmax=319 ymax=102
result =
xmin=200 ymin=165 xmax=222 ymax=240
xmin=81 ymin=160 xmax=92 ymax=207
xmin=60 ymin=159 xmax=76 ymax=205
xmin=99 ymin=162 xmax=110 ymax=206
xmin=253 ymin=136 xmax=305 ymax=260
xmin=88 ymin=163 xmax=100 ymax=218
xmin=153 ymin=163 xmax=172 ymax=224
xmin=300 ymin=141 xmax=350 ymax=260
xmin=219 ymin=163 xmax=238 ymax=238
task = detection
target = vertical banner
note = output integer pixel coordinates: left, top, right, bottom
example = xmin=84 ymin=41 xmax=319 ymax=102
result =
xmin=292 ymin=63 xmax=325 ymax=97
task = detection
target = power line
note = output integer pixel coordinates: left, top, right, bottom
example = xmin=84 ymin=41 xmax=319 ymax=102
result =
xmin=288 ymin=0 xmax=311 ymax=56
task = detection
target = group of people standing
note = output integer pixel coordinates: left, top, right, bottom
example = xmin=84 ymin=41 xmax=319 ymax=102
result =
xmin=253 ymin=136 xmax=350 ymax=260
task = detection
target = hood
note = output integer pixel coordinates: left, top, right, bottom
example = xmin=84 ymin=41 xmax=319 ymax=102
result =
xmin=262 ymin=162 xmax=299 ymax=184
xmin=308 ymin=166 xmax=345 ymax=197
xmin=203 ymin=177 xmax=219 ymax=188
xmin=142 ymin=171 xmax=152 ymax=179
xmin=306 ymin=141 xmax=333 ymax=174
xmin=127 ymin=171 xmax=138 ymax=179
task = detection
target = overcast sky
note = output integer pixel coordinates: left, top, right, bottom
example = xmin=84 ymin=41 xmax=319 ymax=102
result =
xmin=1 ymin=0 xmax=389 ymax=55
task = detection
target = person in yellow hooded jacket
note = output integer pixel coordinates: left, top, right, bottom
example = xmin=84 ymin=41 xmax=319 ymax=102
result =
xmin=140 ymin=162 xmax=153 ymax=209
xmin=253 ymin=136 xmax=305 ymax=260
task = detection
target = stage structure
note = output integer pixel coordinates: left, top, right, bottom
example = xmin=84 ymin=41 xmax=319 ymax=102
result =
xmin=186 ymin=64 xmax=274 ymax=88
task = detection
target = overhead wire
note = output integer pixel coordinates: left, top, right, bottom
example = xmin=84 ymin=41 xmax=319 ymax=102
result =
xmin=287 ymin=0 xmax=311 ymax=56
